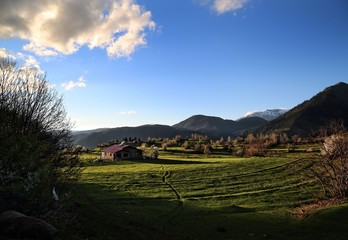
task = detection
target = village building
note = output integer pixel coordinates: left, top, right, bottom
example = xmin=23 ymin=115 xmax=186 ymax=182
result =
xmin=101 ymin=144 xmax=143 ymax=161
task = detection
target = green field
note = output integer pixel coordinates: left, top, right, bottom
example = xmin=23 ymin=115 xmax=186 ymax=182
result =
xmin=66 ymin=149 xmax=348 ymax=240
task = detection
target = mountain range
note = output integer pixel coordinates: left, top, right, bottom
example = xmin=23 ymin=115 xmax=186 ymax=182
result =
xmin=73 ymin=82 xmax=348 ymax=148
xmin=72 ymin=125 xmax=200 ymax=148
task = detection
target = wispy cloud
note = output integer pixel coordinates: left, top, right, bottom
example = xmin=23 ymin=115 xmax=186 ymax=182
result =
xmin=0 ymin=0 xmax=155 ymax=58
xmin=118 ymin=110 xmax=137 ymax=116
xmin=62 ymin=76 xmax=87 ymax=90
xmin=196 ymin=0 xmax=248 ymax=15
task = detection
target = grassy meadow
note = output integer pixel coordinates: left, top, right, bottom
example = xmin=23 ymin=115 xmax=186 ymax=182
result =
xmin=65 ymin=145 xmax=348 ymax=240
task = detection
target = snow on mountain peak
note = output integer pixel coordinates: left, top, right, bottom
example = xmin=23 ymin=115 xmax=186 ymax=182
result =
xmin=243 ymin=109 xmax=288 ymax=121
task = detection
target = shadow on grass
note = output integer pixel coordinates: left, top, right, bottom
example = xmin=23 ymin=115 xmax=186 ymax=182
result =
xmin=219 ymin=204 xmax=256 ymax=213
xmin=63 ymin=183 xmax=173 ymax=240
xmin=65 ymin=181 xmax=348 ymax=240
xmin=82 ymin=158 xmax=211 ymax=167
xmin=128 ymin=158 xmax=211 ymax=165
xmin=164 ymin=149 xmax=194 ymax=154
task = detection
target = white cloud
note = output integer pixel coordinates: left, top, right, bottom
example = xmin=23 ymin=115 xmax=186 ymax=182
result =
xmin=23 ymin=55 xmax=44 ymax=74
xmin=0 ymin=48 xmax=16 ymax=59
xmin=23 ymin=43 xmax=59 ymax=57
xmin=196 ymin=0 xmax=248 ymax=15
xmin=118 ymin=110 xmax=137 ymax=116
xmin=0 ymin=48 xmax=44 ymax=74
xmin=0 ymin=0 xmax=155 ymax=58
xmin=214 ymin=0 xmax=248 ymax=14
xmin=62 ymin=76 xmax=87 ymax=90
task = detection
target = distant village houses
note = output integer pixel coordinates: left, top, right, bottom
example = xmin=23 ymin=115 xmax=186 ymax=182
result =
xmin=102 ymin=144 xmax=143 ymax=161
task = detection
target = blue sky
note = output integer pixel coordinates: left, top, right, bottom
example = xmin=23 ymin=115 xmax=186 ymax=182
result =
xmin=1 ymin=0 xmax=347 ymax=130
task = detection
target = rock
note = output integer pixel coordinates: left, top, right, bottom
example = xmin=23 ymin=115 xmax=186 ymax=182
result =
xmin=0 ymin=211 xmax=57 ymax=240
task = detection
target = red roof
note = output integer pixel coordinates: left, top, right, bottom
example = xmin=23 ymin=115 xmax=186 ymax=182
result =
xmin=102 ymin=144 xmax=129 ymax=153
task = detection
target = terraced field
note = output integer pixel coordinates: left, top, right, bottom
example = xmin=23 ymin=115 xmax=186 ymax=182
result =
xmin=69 ymin=151 xmax=348 ymax=240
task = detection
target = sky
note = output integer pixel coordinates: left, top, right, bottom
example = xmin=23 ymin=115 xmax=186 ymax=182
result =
xmin=0 ymin=0 xmax=347 ymax=130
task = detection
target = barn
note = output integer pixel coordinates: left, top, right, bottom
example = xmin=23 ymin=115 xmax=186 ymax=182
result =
xmin=101 ymin=144 xmax=143 ymax=161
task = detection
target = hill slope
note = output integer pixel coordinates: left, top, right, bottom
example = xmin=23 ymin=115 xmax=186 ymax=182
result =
xmin=253 ymin=82 xmax=348 ymax=136
xmin=173 ymin=114 xmax=267 ymax=137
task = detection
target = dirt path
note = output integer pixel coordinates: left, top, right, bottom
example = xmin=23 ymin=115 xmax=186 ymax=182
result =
xmin=161 ymin=165 xmax=184 ymax=206
xmin=159 ymin=165 xmax=186 ymax=229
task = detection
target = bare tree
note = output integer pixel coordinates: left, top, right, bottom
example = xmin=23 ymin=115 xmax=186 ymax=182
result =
xmin=0 ymin=58 xmax=80 ymax=213
xmin=305 ymin=120 xmax=348 ymax=198
xmin=151 ymin=146 xmax=159 ymax=159
xmin=245 ymin=134 xmax=267 ymax=157
xmin=204 ymin=144 xmax=212 ymax=156
xmin=182 ymin=140 xmax=190 ymax=150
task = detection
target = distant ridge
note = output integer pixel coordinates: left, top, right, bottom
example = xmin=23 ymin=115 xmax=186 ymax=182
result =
xmin=252 ymin=82 xmax=348 ymax=136
xmin=73 ymin=125 xmax=200 ymax=148
xmin=73 ymin=116 xmax=267 ymax=148
xmin=173 ymin=114 xmax=267 ymax=137
xmin=73 ymin=82 xmax=348 ymax=147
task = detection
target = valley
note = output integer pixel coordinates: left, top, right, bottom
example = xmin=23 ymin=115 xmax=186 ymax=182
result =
xmin=1 ymin=1 xmax=347 ymax=238
xmin=63 ymin=141 xmax=348 ymax=240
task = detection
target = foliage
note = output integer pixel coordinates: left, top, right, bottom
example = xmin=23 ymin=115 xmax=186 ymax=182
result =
xmin=0 ymin=58 xmax=80 ymax=214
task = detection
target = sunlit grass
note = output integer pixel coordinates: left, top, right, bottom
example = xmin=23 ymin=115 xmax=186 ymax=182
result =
xmin=67 ymin=148 xmax=348 ymax=240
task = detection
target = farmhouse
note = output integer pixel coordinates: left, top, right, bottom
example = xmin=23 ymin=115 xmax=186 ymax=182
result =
xmin=101 ymin=144 xmax=143 ymax=161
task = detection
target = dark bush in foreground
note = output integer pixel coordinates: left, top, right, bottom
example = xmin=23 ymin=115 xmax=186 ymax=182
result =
xmin=0 ymin=58 xmax=80 ymax=216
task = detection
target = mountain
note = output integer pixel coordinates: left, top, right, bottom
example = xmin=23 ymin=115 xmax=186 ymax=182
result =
xmin=74 ymin=115 xmax=267 ymax=148
xmin=73 ymin=124 xmax=199 ymax=148
xmin=252 ymin=82 xmax=348 ymax=136
xmin=73 ymin=82 xmax=348 ymax=147
xmin=173 ymin=114 xmax=267 ymax=137
xmin=242 ymin=109 xmax=288 ymax=121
